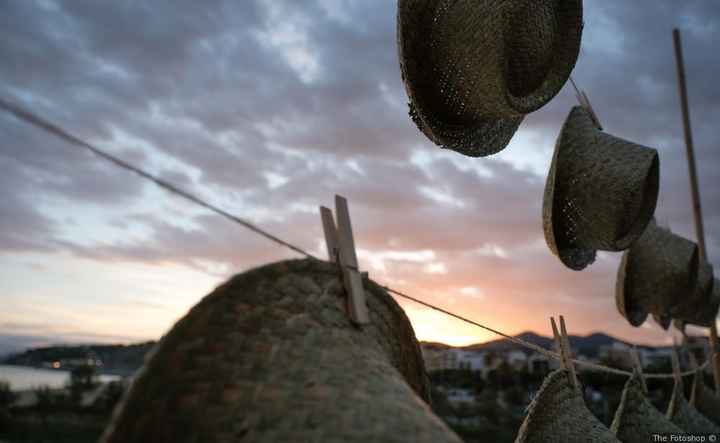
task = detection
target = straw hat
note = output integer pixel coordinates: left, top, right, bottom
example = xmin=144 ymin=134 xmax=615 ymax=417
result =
xmin=611 ymin=373 xmax=683 ymax=441
xmin=616 ymin=219 xmax=699 ymax=327
xmin=515 ymin=369 xmax=619 ymax=442
xmin=101 ymin=259 xmax=463 ymax=443
xmin=690 ymin=371 xmax=720 ymax=426
xmin=653 ymin=313 xmax=672 ymax=331
xmin=397 ymin=0 xmax=584 ymax=157
xmin=543 ymin=106 xmax=659 ymax=270
xmin=666 ymin=378 xmax=720 ymax=433
xmin=671 ymin=266 xmax=718 ymax=329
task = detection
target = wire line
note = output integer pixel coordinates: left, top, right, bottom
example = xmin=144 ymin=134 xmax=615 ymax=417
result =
xmin=0 ymin=97 xmax=709 ymax=380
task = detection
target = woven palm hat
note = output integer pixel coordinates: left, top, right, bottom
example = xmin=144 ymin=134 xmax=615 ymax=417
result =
xmin=101 ymin=259 xmax=463 ymax=443
xmin=616 ymin=219 xmax=699 ymax=327
xmin=666 ymin=377 xmax=720 ymax=433
xmin=691 ymin=371 xmax=720 ymax=426
xmin=611 ymin=373 xmax=683 ymax=441
xmin=515 ymin=369 xmax=619 ymax=442
xmin=671 ymin=264 xmax=718 ymax=328
xmin=543 ymin=106 xmax=660 ymax=270
xmin=397 ymin=0 xmax=583 ymax=157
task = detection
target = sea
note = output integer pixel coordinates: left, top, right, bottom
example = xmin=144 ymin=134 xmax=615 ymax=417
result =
xmin=0 ymin=364 xmax=121 ymax=391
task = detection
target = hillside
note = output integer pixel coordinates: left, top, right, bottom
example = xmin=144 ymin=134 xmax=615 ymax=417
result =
xmin=423 ymin=332 xmax=643 ymax=357
xmin=2 ymin=341 xmax=156 ymax=375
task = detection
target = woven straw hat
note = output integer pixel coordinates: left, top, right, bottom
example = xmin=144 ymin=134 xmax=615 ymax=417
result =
xmin=101 ymin=259 xmax=463 ymax=443
xmin=671 ymin=266 xmax=718 ymax=328
xmin=666 ymin=378 xmax=720 ymax=433
xmin=397 ymin=0 xmax=584 ymax=157
xmin=691 ymin=371 xmax=720 ymax=426
xmin=690 ymin=372 xmax=720 ymax=425
xmin=543 ymin=106 xmax=659 ymax=270
xmin=616 ymin=219 xmax=699 ymax=327
xmin=611 ymin=373 xmax=683 ymax=441
xmin=515 ymin=369 xmax=619 ymax=442
xmin=653 ymin=313 xmax=672 ymax=331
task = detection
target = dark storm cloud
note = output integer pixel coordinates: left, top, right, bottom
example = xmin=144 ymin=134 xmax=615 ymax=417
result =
xmin=1 ymin=0 xmax=719 ymax=344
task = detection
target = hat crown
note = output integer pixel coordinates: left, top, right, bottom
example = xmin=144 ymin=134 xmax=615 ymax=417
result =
xmin=667 ymin=380 xmax=720 ymax=433
xmin=611 ymin=374 xmax=683 ymax=439
xmin=544 ymin=106 xmax=659 ymax=270
xmin=516 ymin=369 xmax=619 ymax=442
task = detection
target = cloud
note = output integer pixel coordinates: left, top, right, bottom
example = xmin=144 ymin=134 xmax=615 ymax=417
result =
xmin=1 ymin=0 xmax=719 ymax=347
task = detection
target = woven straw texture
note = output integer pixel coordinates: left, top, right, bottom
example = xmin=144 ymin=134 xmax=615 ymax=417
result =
xmin=671 ymin=267 xmax=718 ymax=328
xmin=100 ymin=259 xmax=462 ymax=443
xmin=515 ymin=369 xmax=619 ymax=442
xmin=397 ymin=0 xmax=583 ymax=157
xmin=666 ymin=379 xmax=720 ymax=434
xmin=610 ymin=373 xmax=683 ymax=442
xmin=543 ymin=106 xmax=659 ymax=271
xmin=616 ymin=219 xmax=699 ymax=327
xmin=691 ymin=372 xmax=720 ymax=426
xmin=653 ymin=313 xmax=672 ymax=331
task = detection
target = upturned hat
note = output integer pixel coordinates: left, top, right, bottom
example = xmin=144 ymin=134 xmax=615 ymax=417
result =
xmin=611 ymin=373 xmax=684 ymax=442
xmin=543 ymin=106 xmax=659 ymax=270
xmin=397 ymin=0 xmax=584 ymax=157
xmin=616 ymin=220 xmax=699 ymax=327
xmin=690 ymin=371 xmax=720 ymax=426
xmin=515 ymin=369 xmax=619 ymax=442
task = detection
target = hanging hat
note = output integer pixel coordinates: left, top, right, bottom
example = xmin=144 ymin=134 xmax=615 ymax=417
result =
xmin=616 ymin=219 xmax=699 ymax=327
xmin=671 ymin=265 xmax=718 ymax=329
xmin=666 ymin=377 xmax=720 ymax=434
xmin=690 ymin=371 xmax=720 ymax=426
xmin=515 ymin=369 xmax=619 ymax=442
xmin=397 ymin=0 xmax=584 ymax=157
xmin=611 ymin=373 xmax=683 ymax=441
xmin=101 ymin=259 xmax=463 ymax=443
xmin=543 ymin=106 xmax=659 ymax=270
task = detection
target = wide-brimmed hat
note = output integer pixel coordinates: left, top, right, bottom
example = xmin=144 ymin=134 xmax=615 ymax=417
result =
xmin=515 ymin=369 xmax=618 ymax=442
xmin=543 ymin=106 xmax=659 ymax=270
xmin=616 ymin=219 xmax=699 ymax=327
xmin=690 ymin=371 xmax=720 ymax=426
xmin=667 ymin=377 xmax=720 ymax=433
xmin=611 ymin=373 xmax=683 ymax=441
xmin=397 ymin=0 xmax=584 ymax=157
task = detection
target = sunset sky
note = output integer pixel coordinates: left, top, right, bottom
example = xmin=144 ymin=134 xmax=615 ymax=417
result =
xmin=1 ymin=1 xmax=719 ymax=355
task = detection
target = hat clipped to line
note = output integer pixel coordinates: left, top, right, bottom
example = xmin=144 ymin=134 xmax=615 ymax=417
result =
xmin=690 ymin=371 xmax=720 ymax=426
xmin=515 ymin=369 xmax=619 ymax=442
xmin=616 ymin=219 xmax=699 ymax=327
xmin=543 ymin=106 xmax=659 ymax=271
xmin=611 ymin=372 xmax=683 ymax=442
xmin=671 ymin=266 xmax=718 ymax=330
xmin=397 ymin=0 xmax=584 ymax=157
xmin=666 ymin=375 xmax=720 ymax=434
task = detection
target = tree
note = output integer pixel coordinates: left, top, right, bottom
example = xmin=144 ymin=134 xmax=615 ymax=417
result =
xmin=0 ymin=380 xmax=15 ymax=426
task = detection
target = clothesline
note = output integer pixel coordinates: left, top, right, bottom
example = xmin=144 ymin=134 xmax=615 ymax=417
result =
xmin=0 ymin=97 xmax=712 ymax=381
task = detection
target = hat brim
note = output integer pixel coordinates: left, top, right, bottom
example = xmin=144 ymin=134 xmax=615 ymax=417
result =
xmin=616 ymin=251 xmax=649 ymax=327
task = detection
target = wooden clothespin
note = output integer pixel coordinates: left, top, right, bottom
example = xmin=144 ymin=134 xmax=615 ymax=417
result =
xmin=671 ymin=341 xmax=683 ymax=389
xmin=319 ymin=195 xmax=369 ymax=325
xmin=631 ymin=346 xmax=648 ymax=394
xmin=569 ymin=76 xmax=603 ymax=130
xmin=551 ymin=316 xmax=579 ymax=393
